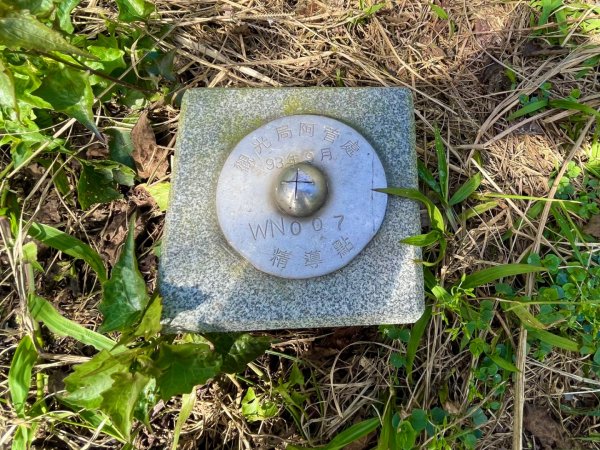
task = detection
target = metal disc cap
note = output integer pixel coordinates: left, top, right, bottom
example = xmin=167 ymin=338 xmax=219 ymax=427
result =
xmin=215 ymin=114 xmax=388 ymax=279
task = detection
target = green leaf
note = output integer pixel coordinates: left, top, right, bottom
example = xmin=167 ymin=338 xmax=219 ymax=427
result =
xmin=507 ymin=99 xmax=549 ymax=121
xmin=549 ymin=99 xmax=600 ymax=119
xmin=509 ymin=303 xmax=547 ymax=330
xmin=417 ymin=160 xmax=442 ymax=197
xmin=221 ymin=334 xmax=271 ymax=374
xmin=397 ymin=421 xmax=418 ymax=450
xmin=105 ymin=127 xmax=135 ymax=169
xmin=401 ymin=230 xmax=441 ymax=247
xmin=461 ymin=264 xmax=546 ymax=290
xmin=77 ymin=160 xmax=135 ymax=210
xmin=172 ymin=389 xmax=196 ymax=450
xmin=155 ymin=343 xmax=222 ymax=400
xmin=29 ymin=294 xmax=116 ymax=351
xmin=434 ymin=128 xmax=448 ymax=202
xmin=99 ymin=216 xmax=149 ymax=333
xmin=430 ymin=4 xmax=449 ymax=19
xmin=33 ymin=64 xmax=98 ymax=135
xmin=449 ymin=173 xmax=482 ymax=206
xmin=115 ymin=0 xmax=155 ymax=22
xmin=56 ymin=0 xmax=81 ymax=34
xmin=241 ymin=387 xmax=278 ymax=422
xmin=0 ymin=12 xmax=92 ymax=58
xmin=407 ymin=305 xmax=431 ymax=382
xmin=27 ymin=222 xmax=107 ymax=282
xmin=63 ymin=349 xmax=132 ymax=409
xmin=100 ymin=371 xmax=150 ymax=441
xmin=527 ymin=328 xmax=579 ymax=352
xmin=22 ymin=241 xmax=43 ymax=272
xmin=0 ymin=59 xmax=17 ymax=111
xmin=377 ymin=187 xmax=445 ymax=232
xmin=486 ymin=352 xmax=519 ymax=373
xmin=458 ymin=201 xmax=499 ymax=221
xmin=288 ymin=418 xmax=380 ymax=450
xmin=141 ymin=182 xmax=170 ymax=212
xmin=132 ymin=294 xmax=162 ymax=339
xmin=9 ymin=335 xmax=37 ymax=417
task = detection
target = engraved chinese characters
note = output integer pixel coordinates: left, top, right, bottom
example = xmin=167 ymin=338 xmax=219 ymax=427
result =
xmin=215 ymin=115 xmax=387 ymax=279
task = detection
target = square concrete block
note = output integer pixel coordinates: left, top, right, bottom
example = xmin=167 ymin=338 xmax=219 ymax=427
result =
xmin=160 ymin=87 xmax=424 ymax=332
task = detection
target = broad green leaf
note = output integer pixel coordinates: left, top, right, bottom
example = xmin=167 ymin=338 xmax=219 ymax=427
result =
xmin=401 ymin=230 xmax=441 ymax=247
xmin=549 ymin=99 xmax=600 ymax=119
xmin=22 ymin=241 xmax=43 ymax=272
xmin=34 ymin=64 xmax=98 ymax=135
xmin=99 ymin=216 xmax=149 ymax=333
xmin=27 ymin=222 xmax=107 ymax=282
xmin=407 ymin=305 xmax=431 ymax=382
xmin=434 ymin=128 xmax=448 ymax=202
xmin=105 ymin=127 xmax=135 ymax=169
xmin=509 ymin=303 xmax=547 ymax=330
xmin=172 ymin=389 xmax=196 ymax=450
xmin=527 ymin=328 xmax=579 ymax=352
xmin=449 ymin=173 xmax=482 ymax=206
xmin=100 ymin=371 xmax=150 ymax=441
xmin=460 ymin=264 xmax=546 ymax=290
xmin=9 ymin=335 xmax=37 ymax=417
xmin=133 ymin=378 xmax=156 ymax=429
xmin=56 ymin=0 xmax=81 ymax=34
xmin=11 ymin=0 xmax=54 ymax=15
xmin=377 ymin=187 xmax=445 ymax=232
xmin=0 ymin=59 xmax=17 ymax=111
xmin=132 ymin=294 xmax=162 ymax=339
xmin=155 ymin=343 xmax=222 ymax=400
xmin=288 ymin=418 xmax=380 ymax=450
xmin=11 ymin=424 xmax=34 ymax=450
xmin=396 ymin=421 xmax=418 ymax=450
xmin=507 ymin=99 xmax=548 ymax=121
xmin=241 ymin=387 xmax=278 ymax=422
xmin=115 ymin=0 xmax=155 ymax=22
xmin=63 ymin=350 xmax=132 ymax=409
xmin=29 ymin=294 xmax=116 ymax=351
xmin=0 ymin=12 xmax=92 ymax=58
xmin=141 ymin=182 xmax=170 ymax=211
xmin=222 ymin=334 xmax=271 ymax=374
xmin=77 ymin=160 xmax=135 ymax=210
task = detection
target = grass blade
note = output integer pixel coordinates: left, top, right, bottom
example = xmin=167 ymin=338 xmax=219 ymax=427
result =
xmin=549 ymin=99 xmax=600 ymax=119
xmin=507 ymin=99 xmax=548 ymax=121
xmin=434 ymin=128 xmax=448 ymax=202
xmin=288 ymin=418 xmax=380 ymax=450
xmin=449 ymin=173 xmax=481 ymax=206
xmin=407 ymin=305 xmax=431 ymax=382
xmin=171 ymin=389 xmax=196 ymax=450
xmin=417 ymin=160 xmax=441 ymax=197
xmin=27 ymin=223 xmax=107 ymax=283
xmin=9 ymin=335 xmax=37 ymax=418
xmin=527 ymin=328 xmax=579 ymax=352
xmin=461 ymin=264 xmax=546 ymax=290
xmin=377 ymin=187 xmax=444 ymax=232
xmin=401 ymin=231 xmax=441 ymax=247
xmin=486 ymin=352 xmax=519 ymax=373
xmin=509 ymin=303 xmax=548 ymax=330
xmin=458 ymin=201 xmax=498 ymax=222
xmin=29 ymin=295 xmax=116 ymax=351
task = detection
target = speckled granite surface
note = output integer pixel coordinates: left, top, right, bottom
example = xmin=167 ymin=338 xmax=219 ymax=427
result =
xmin=159 ymin=88 xmax=424 ymax=332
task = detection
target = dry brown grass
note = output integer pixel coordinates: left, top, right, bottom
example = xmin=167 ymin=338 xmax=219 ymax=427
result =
xmin=1 ymin=0 xmax=600 ymax=449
